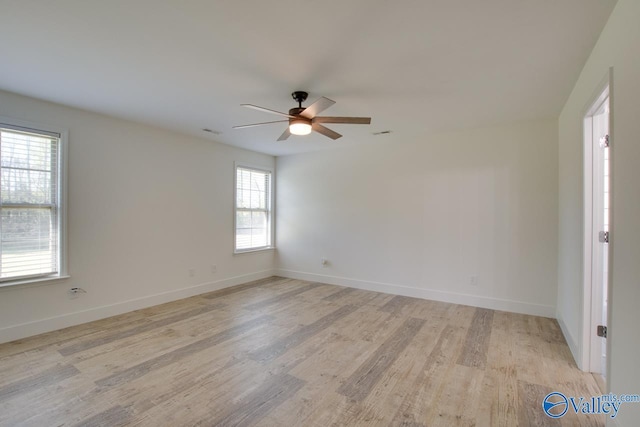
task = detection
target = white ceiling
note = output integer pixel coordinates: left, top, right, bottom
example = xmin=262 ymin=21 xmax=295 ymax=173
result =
xmin=0 ymin=0 xmax=616 ymax=156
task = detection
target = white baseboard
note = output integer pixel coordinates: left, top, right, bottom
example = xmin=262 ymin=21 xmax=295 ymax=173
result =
xmin=277 ymin=269 xmax=556 ymax=318
xmin=556 ymin=312 xmax=583 ymax=370
xmin=0 ymin=269 xmax=276 ymax=344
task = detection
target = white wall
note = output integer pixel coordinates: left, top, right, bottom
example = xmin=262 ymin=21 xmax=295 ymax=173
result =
xmin=0 ymin=90 xmax=275 ymax=343
xmin=558 ymin=0 xmax=640 ymax=424
xmin=276 ymin=119 xmax=558 ymax=317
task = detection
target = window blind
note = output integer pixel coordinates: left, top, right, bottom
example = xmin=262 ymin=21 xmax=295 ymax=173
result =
xmin=235 ymin=166 xmax=272 ymax=251
xmin=0 ymin=125 xmax=60 ymax=282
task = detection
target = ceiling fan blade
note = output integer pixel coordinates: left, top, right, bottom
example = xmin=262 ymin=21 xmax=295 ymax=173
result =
xmin=241 ymin=104 xmax=294 ymax=118
xmin=233 ymin=120 xmax=288 ymax=129
xmin=277 ymin=127 xmax=291 ymax=141
xmin=300 ymin=97 xmax=336 ymax=119
xmin=312 ymin=123 xmax=342 ymax=140
xmin=312 ymin=116 xmax=371 ymax=125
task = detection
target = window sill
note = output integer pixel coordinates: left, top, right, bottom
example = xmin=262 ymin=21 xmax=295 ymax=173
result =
xmin=0 ymin=274 xmax=71 ymax=290
xmin=234 ymin=246 xmax=276 ymax=255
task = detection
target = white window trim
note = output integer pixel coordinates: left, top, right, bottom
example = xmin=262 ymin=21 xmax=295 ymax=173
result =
xmin=233 ymin=162 xmax=275 ymax=254
xmin=0 ymin=116 xmax=69 ymax=288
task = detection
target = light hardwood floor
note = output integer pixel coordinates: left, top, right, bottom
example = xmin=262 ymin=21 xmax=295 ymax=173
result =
xmin=0 ymin=277 xmax=604 ymax=426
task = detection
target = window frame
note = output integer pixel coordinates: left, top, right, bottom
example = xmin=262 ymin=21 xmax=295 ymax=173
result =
xmin=0 ymin=116 xmax=69 ymax=288
xmin=233 ymin=162 xmax=275 ymax=254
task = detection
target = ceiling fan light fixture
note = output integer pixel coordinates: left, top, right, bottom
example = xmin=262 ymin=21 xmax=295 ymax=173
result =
xmin=289 ymin=118 xmax=312 ymax=135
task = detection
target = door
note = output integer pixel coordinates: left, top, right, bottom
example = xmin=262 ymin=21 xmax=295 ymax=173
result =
xmin=587 ymin=94 xmax=610 ymax=380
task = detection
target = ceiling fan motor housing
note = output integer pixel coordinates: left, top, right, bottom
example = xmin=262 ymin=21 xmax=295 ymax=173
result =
xmin=288 ymin=107 xmax=306 ymax=116
xmin=288 ymin=106 xmax=311 ymax=130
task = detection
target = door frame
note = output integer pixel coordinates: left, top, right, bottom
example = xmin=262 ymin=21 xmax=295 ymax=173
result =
xmin=581 ymin=68 xmax=613 ymax=384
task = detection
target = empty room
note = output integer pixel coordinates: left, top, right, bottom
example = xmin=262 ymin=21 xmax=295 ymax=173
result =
xmin=1 ymin=1 xmax=639 ymax=426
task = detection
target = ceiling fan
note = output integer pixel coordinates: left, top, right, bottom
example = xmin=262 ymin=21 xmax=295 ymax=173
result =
xmin=233 ymin=91 xmax=371 ymax=141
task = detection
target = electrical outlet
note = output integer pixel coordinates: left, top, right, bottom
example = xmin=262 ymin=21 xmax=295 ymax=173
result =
xmin=211 ymin=264 xmax=217 ymax=274
xmin=470 ymin=276 xmax=478 ymax=286
xmin=189 ymin=269 xmax=195 ymax=277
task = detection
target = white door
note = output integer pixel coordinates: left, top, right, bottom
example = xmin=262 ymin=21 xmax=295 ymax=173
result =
xmin=588 ymin=95 xmax=610 ymax=378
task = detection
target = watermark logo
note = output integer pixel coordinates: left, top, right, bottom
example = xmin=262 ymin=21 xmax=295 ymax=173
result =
xmin=543 ymin=392 xmax=640 ymax=419
xmin=542 ymin=392 xmax=569 ymax=418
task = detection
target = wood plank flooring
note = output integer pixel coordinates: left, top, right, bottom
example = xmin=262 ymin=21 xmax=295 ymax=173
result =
xmin=0 ymin=277 xmax=604 ymax=426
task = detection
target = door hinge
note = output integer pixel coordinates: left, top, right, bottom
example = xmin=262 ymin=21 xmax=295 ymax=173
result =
xmin=599 ymin=231 xmax=610 ymax=243
xmin=600 ymin=134 xmax=610 ymax=148
xmin=597 ymin=325 xmax=608 ymax=338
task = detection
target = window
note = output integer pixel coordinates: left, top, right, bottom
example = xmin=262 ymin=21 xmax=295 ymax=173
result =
xmin=0 ymin=120 xmax=66 ymax=285
xmin=234 ymin=164 xmax=273 ymax=252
